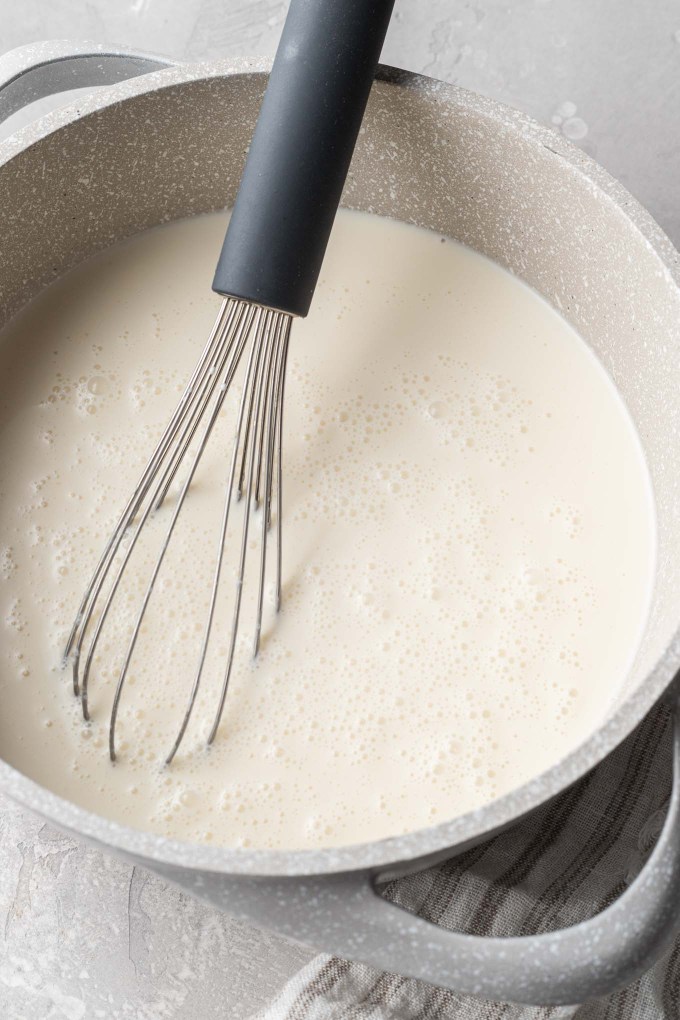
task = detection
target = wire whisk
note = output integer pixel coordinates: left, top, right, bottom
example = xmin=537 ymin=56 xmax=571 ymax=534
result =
xmin=62 ymin=0 xmax=395 ymax=764
xmin=63 ymin=299 xmax=291 ymax=763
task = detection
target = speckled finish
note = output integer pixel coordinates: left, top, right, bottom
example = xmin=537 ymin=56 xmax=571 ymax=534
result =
xmin=1 ymin=46 xmax=680 ymax=1005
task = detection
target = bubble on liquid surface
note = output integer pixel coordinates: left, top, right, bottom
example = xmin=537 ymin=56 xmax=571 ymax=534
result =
xmin=87 ymin=376 xmax=110 ymax=396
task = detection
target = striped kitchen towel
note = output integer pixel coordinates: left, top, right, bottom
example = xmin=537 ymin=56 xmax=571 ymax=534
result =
xmin=257 ymin=700 xmax=680 ymax=1019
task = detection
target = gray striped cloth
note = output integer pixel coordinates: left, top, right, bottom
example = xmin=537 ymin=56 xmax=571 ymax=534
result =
xmin=257 ymin=702 xmax=679 ymax=1019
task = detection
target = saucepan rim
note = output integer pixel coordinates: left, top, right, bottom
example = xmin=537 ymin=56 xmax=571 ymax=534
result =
xmin=0 ymin=58 xmax=678 ymax=878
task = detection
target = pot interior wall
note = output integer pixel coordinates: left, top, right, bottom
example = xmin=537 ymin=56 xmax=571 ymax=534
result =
xmin=1 ymin=72 xmax=679 ymax=719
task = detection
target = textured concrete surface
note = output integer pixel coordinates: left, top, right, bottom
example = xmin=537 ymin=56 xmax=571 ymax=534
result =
xmin=0 ymin=1 xmax=679 ymax=1017
xmin=0 ymin=801 xmax=313 ymax=1018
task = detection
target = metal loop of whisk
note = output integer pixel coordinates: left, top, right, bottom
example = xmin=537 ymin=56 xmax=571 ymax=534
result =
xmin=62 ymin=299 xmax=292 ymax=763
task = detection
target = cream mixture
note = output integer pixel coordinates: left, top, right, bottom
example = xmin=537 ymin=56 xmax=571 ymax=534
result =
xmin=0 ymin=210 xmax=655 ymax=850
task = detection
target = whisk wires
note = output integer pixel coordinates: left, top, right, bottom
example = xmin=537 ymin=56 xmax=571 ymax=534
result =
xmin=63 ymin=298 xmax=292 ymax=763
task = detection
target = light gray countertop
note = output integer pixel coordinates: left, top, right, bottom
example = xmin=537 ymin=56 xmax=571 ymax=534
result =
xmin=0 ymin=1 xmax=679 ymax=1017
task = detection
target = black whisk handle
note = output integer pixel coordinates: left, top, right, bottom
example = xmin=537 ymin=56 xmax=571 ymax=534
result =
xmin=212 ymin=0 xmax=396 ymax=317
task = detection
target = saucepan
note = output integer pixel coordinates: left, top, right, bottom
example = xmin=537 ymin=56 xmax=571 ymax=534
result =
xmin=1 ymin=41 xmax=680 ymax=1007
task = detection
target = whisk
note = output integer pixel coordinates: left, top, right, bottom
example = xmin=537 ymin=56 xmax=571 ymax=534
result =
xmin=63 ymin=0 xmax=396 ymax=763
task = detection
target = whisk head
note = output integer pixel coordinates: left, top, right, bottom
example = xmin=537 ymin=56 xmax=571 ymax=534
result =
xmin=62 ymin=298 xmax=292 ymax=764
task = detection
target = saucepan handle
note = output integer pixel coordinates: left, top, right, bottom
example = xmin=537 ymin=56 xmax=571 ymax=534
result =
xmin=0 ymin=40 xmax=174 ymax=124
xmin=332 ymin=687 xmax=680 ymax=1005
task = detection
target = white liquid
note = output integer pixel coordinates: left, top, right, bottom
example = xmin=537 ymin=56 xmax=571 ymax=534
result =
xmin=0 ymin=210 xmax=655 ymax=850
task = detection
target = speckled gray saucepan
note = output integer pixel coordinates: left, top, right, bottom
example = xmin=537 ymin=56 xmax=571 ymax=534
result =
xmin=1 ymin=41 xmax=680 ymax=1008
